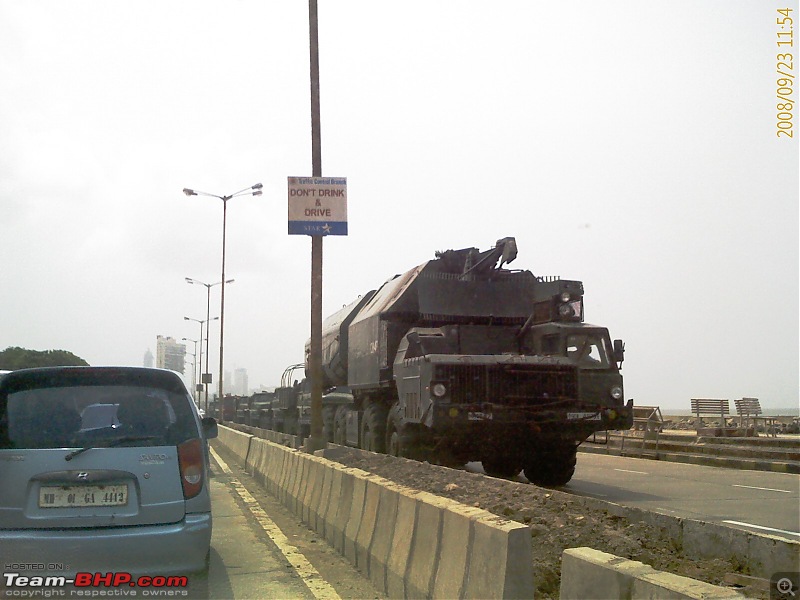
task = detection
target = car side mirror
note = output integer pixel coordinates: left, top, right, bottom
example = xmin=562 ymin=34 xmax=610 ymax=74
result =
xmin=202 ymin=416 xmax=218 ymax=439
xmin=613 ymin=339 xmax=625 ymax=364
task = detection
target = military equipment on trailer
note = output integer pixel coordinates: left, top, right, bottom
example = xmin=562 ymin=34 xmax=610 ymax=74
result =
xmin=309 ymin=237 xmax=632 ymax=485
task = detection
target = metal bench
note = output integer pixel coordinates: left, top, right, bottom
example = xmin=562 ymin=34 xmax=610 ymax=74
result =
xmin=690 ymin=398 xmax=730 ymax=431
xmin=632 ymin=405 xmax=664 ymax=432
xmin=734 ymin=397 xmax=778 ymax=437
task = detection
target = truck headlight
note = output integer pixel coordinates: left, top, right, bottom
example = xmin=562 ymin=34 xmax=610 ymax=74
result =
xmin=560 ymin=291 xmax=571 ymax=302
xmin=559 ymin=303 xmax=575 ymax=317
xmin=432 ymin=383 xmax=447 ymax=397
xmin=610 ymin=386 xmax=623 ymax=400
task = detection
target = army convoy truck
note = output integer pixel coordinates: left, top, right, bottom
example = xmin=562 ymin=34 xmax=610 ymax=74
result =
xmin=308 ymin=237 xmax=632 ymax=485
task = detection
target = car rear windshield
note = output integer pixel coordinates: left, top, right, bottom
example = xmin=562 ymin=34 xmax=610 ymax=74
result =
xmin=0 ymin=379 xmax=199 ymax=450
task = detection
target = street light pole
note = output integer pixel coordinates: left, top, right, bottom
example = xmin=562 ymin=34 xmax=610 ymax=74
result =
xmin=183 ymin=184 xmax=261 ymax=421
xmin=185 ymin=277 xmax=232 ymax=415
xmin=184 ymin=314 xmax=219 ymax=413
xmin=181 ymin=337 xmax=199 ymax=402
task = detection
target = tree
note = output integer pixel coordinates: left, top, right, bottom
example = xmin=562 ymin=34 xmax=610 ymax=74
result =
xmin=0 ymin=347 xmax=89 ymax=370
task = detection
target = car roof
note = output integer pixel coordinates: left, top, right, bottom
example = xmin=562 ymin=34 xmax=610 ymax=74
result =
xmin=0 ymin=366 xmax=188 ymax=395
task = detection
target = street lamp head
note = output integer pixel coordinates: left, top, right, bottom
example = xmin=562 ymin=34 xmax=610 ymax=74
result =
xmin=225 ymin=278 xmax=235 ymax=284
xmin=252 ymin=183 xmax=263 ymax=190
xmin=183 ymin=316 xmax=190 ymax=321
xmin=183 ymin=188 xmax=196 ymax=197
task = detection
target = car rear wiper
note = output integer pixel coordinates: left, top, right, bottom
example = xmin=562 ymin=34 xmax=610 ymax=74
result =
xmin=64 ymin=436 xmax=157 ymax=461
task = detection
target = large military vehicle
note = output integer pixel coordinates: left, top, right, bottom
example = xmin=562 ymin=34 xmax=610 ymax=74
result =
xmin=309 ymin=237 xmax=632 ymax=485
xmin=273 ymin=364 xmax=312 ymax=438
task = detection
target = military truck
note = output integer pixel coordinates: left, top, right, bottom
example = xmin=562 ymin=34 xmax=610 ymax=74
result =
xmin=274 ymin=365 xmax=312 ymax=438
xmin=310 ymin=237 xmax=632 ymax=486
xmin=248 ymin=391 xmax=276 ymax=429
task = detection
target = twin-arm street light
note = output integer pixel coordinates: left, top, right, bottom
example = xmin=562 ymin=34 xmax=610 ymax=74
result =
xmin=183 ymin=184 xmax=262 ymax=411
xmin=185 ymin=277 xmax=233 ymax=414
xmin=184 ymin=315 xmax=219 ymax=412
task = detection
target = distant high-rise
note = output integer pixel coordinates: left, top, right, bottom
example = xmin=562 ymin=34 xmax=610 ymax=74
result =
xmin=143 ymin=349 xmax=154 ymax=368
xmin=233 ymin=368 xmax=248 ymax=396
xmin=156 ymin=336 xmax=185 ymax=374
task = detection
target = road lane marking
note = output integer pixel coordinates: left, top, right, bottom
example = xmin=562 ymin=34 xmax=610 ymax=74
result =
xmin=614 ymin=468 xmax=649 ymax=475
xmin=722 ymin=520 xmax=800 ymax=538
xmin=732 ymin=484 xmax=793 ymax=493
xmin=210 ymin=446 xmax=342 ymax=600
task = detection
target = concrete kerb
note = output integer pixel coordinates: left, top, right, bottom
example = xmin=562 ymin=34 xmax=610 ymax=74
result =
xmin=312 ymin=460 xmax=333 ymax=537
xmin=367 ymin=482 xmax=401 ymax=594
xmin=343 ymin=471 xmax=369 ymax=567
xmin=319 ymin=464 xmax=341 ymax=542
xmin=560 ymin=547 xmax=745 ymax=600
xmin=386 ymin=489 xmax=419 ymax=598
xmin=330 ymin=467 xmax=359 ymax=554
xmin=405 ymin=491 xmax=446 ymax=599
xmin=301 ymin=458 xmax=318 ymax=524
xmin=464 ymin=513 xmax=536 ymax=599
xmin=354 ymin=476 xmax=388 ymax=581
xmin=216 ymin=425 xmax=253 ymax=465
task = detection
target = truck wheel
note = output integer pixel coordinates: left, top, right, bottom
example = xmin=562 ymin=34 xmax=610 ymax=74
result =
xmin=322 ymin=406 xmax=336 ymax=443
xmin=361 ymin=403 xmax=388 ymax=453
xmin=333 ymin=406 xmax=348 ymax=445
xmin=387 ymin=420 xmax=416 ymax=459
xmin=523 ymin=445 xmax=578 ymax=487
xmin=481 ymin=456 xmax=522 ymax=478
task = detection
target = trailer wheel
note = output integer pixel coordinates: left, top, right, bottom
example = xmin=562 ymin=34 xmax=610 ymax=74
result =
xmin=523 ymin=445 xmax=578 ymax=487
xmin=333 ymin=406 xmax=348 ymax=445
xmin=322 ymin=406 xmax=336 ymax=443
xmin=361 ymin=403 xmax=388 ymax=453
xmin=481 ymin=455 xmax=522 ymax=479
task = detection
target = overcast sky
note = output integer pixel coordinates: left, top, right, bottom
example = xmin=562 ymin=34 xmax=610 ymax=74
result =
xmin=1 ymin=1 xmax=797 ymax=411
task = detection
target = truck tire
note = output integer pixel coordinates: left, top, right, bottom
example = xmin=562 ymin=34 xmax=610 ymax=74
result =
xmin=361 ymin=403 xmax=388 ymax=453
xmin=322 ymin=406 xmax=336 ymax=443
xmin=523 ymin=445 xmax=578 ymax=487
xmin=481 ymin=456 xmax=522 ymax=479
xmin=386 ymin=407 xmax=421 ymax=460
xmin=333 ymin=405 xmax=349 ymax=445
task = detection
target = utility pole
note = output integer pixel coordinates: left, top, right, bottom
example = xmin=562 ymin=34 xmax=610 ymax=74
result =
xmin=307 ymin=0 xmax=325 ymax=452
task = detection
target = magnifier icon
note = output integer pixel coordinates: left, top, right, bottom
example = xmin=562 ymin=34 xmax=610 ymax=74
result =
xmin=778 ymin=577 xmax=796 ymax=596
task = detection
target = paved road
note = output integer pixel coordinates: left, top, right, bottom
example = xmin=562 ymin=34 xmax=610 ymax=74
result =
xmin=566 ymin=452 xmax=800 ymax=539
xmin=465 ymin=452 xmax=799 ymax=539
xmin=191 ymin=446 xmax=384 ymax=600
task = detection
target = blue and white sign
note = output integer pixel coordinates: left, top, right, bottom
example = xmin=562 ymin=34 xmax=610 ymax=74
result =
xmin=288 ymin=176 xmax=348 ymax=236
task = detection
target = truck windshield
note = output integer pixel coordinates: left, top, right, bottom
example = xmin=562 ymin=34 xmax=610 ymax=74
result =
xmin=566 ymin=333 xmax=611 ymax=369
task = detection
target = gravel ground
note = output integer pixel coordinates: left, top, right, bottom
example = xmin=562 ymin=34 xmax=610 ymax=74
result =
xmin=324 ymin=447 xmax=762 ymax=599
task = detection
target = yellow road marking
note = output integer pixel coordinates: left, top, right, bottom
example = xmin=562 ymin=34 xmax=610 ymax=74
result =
xmin=209 ymin=446 xmax=342 ymax=600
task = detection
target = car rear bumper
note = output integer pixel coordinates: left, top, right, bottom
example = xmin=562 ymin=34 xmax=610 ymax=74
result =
xmin=0 ymin=513 xmax=212 ymax=577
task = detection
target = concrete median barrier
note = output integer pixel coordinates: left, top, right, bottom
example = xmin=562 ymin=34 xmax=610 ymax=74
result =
xmin=560 ymin=547 xmax=744 ymax=599
xmin=216 ymin=426 xmax=535 ymax=598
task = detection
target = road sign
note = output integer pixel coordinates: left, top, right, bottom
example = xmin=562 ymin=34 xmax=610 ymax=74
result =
xmin=288 ymin=176 xmax=347 ymax=236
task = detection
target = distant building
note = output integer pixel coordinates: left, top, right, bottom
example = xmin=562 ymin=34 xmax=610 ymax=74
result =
xmin=143 ymin=349 xmax=154 ymax=368
xmin=156 ymin=336 xmax=185 ymax=374
xmin=233 ymin=368 xmax=248 ymax=396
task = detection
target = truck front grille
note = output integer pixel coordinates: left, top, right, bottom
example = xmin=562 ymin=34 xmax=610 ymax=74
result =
xmin=435 ymin=363 xmax=577 ymax=407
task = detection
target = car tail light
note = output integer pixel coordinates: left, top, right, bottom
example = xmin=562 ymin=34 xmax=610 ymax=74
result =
xmin=177 ymin=438 xmax=204 ymax=499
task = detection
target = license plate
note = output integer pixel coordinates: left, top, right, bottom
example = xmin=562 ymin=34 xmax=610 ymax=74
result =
xmin=39 ymin=484 xmax=128 ymax=508
xmin=567 ymin=412 xmax=602 ymax=421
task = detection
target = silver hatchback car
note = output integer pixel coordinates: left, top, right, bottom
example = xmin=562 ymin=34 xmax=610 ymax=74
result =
xmin=0 ymin=366 xmax=218 ymax=580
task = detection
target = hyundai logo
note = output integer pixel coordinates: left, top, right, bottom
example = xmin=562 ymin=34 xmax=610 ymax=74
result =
xmin=76 ymin=472 xmax=89 ymax=480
